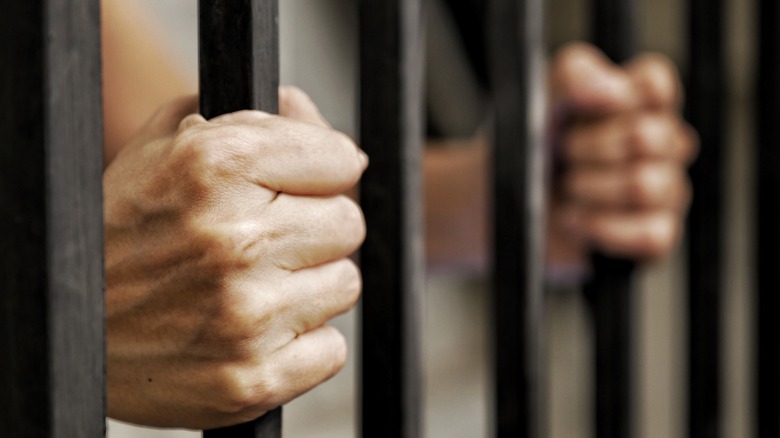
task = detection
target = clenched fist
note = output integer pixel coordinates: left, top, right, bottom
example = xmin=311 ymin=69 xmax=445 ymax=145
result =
xmin=104 ymin=88 xmax=366 ymax=429
xmin=548 ymin=43 xmax=698 ymax=272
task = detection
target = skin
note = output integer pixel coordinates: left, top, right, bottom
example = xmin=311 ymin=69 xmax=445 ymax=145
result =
xmin=548 ymin=44 xmax=697 ymax=269
xmin=104 ymin=92 xmax=366 ymax=429
xmin=101 ymin=0 xmax=695 ymax=429
xmin=425 ymin=44 xmax=697 ymax=273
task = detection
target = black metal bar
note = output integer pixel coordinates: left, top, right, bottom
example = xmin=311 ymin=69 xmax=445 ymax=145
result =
xmin=686 ymin=0 xmax=724 ymax=436
xmin=592 ymin=0 xmax=636 ymax=62
xmin=204 ymin=410 xmax=282 ymax=438
xmin=586 ymin=1 xmax=637 ymax=438
xmin=198 ymin=0 xmax=280 ymax=436
xmin=583 ymin=255 xmax=634 ymax=438
xmin=755 ymin=0 xmax=779 ymax=436
xmin=358 ymin=0 xmax=424 ymax=437
xmin=0 ymin=1 xmax=105 ymax=437
xmin=487 ymin=0 xmax=546 ymax=436
xmin=199 ymin=0 xmax=279 ymax=118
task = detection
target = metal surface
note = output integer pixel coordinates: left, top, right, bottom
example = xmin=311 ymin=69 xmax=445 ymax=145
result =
xmin=199 ymin=0 xmax=281 ymax=436
xmin=755 ymin=0 xmax=779 ymax=436
xmin=686 ymin=0 xmax=725 ymax=436
xmin=358 ymin=0 xmax=425 ymax=437
xmin=586 ymin=0 xmax=637 ymax=437
xmin=487 ymin=0 xmax=546 ymax=436
xmin=0 ymin=1 xmax=105 ymax=436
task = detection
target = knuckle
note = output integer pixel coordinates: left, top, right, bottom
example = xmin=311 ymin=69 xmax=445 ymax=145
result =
xmin=280 ymin=85 xmax=312 ymax=109
xmin=336 ymin=196 xmax=367 ymax=247
xmin=202 ymin=224 xmax=255 ymax=266
xmin=557 ymin=42 xmax=600 ymax=69
xmin=630 ymin=114 xmax=666 ymax=156
xmin=330 ymin=130 xmax=363 ymax=170
xmin=179 ymin=125 xmax=245 ymax=170
xmin=627 ymin=163 xmax=659 ymax=206
xmin=178 ymin=113 xmax=207 ymax=133
xmin=639 ymin=214 xmax=677 ymax=258
xmin=173 ymin=136 xmax=225 ymax=192
xmin=336 ymin=130 xmax=359 ymax=154
xmin=171 ymin=126 xmax=253 ymax=200
xmin=338 ymin=259 xmax=363 ymax=310
xmin=212 ymin=365 xmax=269 ymax=415
xmin=637 ymin=54 xmax=681 ymax=107
xmin=323 ymin=326 xmax=349 ymax=376
xmin=185 ymin=222 xmax=260 ymax=287
xmin=210 ymin=290 xmax=270 ymax=347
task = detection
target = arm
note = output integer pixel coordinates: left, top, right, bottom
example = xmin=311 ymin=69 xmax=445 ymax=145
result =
xmin=101 ymin=0 xmax=194 ymax=163
xmin=102 ymin=1 xmax=365 ymax=429
xmin=104 ymin=92 xmax=366 ymax=430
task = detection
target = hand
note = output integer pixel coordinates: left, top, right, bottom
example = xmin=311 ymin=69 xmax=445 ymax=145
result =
xmin=104 ymin=87 xmax=367 ymax=429
xmin=547 ymin=43 xmax=698 ymax=272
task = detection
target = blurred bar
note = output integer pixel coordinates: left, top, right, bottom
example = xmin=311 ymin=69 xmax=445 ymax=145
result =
xmin=686 ymin=0 xmax=724 ymax=436
xmin=0 ymin=1 xmax=105 ymax=436
xmin=487 ymin=0 xmax=546 ymax=436
xmin=358 ymin=1 xmax=425 ymax=437
xmin=587 ymin=0 xmax=637 ymax=437
xmin=755 ymin=0 xmax=779 ymax=436
xmin=199 ymin=0 xmax=281 ymax=436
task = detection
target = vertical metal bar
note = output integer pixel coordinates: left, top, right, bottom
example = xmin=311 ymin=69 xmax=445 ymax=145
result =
xmin=0 ymin=0 xmax=105 ymax=437
xmin=198 ymin=1 xmax=280 ymax=437
xmin=199 ymin=0 xmax=279 ymax=117
xmin=487 ymin=0 xmax=546 ymax=436
xmin=755 ymin=0 xmax=779 ymax=435
xmin=587 ymin=1 xmax=636 ymax=438
xmin=358 ymin=0 xmax=425 ymax=437
xmin=686 ymin=0 xmax=724 ymax=436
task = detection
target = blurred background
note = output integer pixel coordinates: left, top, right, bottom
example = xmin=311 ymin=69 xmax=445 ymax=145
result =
xmin=107 ymin=0 xmax=755 ymax=437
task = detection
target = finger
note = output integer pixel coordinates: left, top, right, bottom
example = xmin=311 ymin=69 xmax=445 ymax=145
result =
xmin=263 ymin=325 xmax=348 ymax=407
xmin=550 ymin=42 xmax=639 ymax=116
xmin=625 ymin=53 xmax=683 ymax=110
xmin=563 ymin=112 xmax=698 ymax=164
xmin=178 ymin=112 xmax=368 ymax=196
xmin=582 ymin=209 xmax=681 ymax=260
xmin=563 ymin=161 xmax=691 ymax=210
xmin=278 ymin=259 xmax=362 ymax=335
xmin=206 ymin=325 xmax=348 ymax=426
xmin=279 ymin=86 xmax=331 ymax=128
xmin=267 ymin=194 xmax=366 ymax=270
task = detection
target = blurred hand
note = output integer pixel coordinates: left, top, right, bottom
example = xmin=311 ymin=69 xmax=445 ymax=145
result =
xmin=104 ymin=87 xmax=366 ymax=429
xmin=547 ymin=43 xmax=698 ymax=271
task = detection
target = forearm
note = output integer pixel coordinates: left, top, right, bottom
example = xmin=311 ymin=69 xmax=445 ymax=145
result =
xmin=424 ymin=136 xmax=489 ymax=274
xmin=101 ymin=0 xmax=194 ymax=164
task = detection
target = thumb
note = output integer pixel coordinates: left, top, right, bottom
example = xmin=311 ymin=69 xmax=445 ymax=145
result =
xmin=550 ymin=43 xmax=639 ymax=116
xmin=146 ymin=95 xmax=201 ymax=137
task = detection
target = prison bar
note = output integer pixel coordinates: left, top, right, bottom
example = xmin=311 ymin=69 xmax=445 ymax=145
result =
xmin=1 ymin=1 xmax=771 ymax=437
xmin=487 ymin=0 xmax=546 ymax=436
xmin=686 ymin=0 xmax=725 ymax=436
xmin=0 ymin=1 xmax=105 ymax=437
xmin=198 ymin=0 xmax=282 ymax=436
xmin=585 ymin=1 xmax=637 ymax=437
xmin=358 ymin=1 xmax=425 ymax=437
xmin=755 ymin=0 xmax=780 ymax=435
